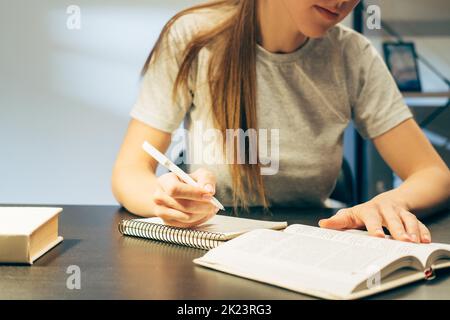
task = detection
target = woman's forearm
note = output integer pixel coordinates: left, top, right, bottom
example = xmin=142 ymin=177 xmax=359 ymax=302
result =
xmin=112 ymin=165 xmax=160 ymax=217
xmin=381 ymin=166 xmax=450 ymax=216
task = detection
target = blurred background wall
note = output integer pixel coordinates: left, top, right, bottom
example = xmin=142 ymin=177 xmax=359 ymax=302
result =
xmin=0 ymin=0 xmax=448 ymax=205
xmin=361 ymin=0 xmax=450 ymax=195
xmin=0 ymin=0 xmax=203 ymax=204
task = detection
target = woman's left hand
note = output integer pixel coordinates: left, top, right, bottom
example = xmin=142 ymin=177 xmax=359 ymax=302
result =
xmin=319 ymin=193 xmax=431 ymax=243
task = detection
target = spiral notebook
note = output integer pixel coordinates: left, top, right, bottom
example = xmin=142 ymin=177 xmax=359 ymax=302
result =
xmin=118 ymin=215 xmax=287 ymax=250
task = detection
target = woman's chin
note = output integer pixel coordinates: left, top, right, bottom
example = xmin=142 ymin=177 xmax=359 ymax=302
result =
xmin=301 ymin=25 xmax=332 ymax=39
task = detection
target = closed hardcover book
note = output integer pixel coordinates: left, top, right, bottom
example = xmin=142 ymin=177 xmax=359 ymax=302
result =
xmin=0 ymin=207 xmax=63 ymax=264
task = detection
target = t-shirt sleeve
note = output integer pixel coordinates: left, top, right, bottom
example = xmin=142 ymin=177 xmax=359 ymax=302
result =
xmin=130 ymin=21 xmax=194 ymax=133
xmin=350 ymin=34 xmax=413 ymax=139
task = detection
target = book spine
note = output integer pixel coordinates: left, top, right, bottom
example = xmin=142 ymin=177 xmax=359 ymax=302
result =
xmin=118 ymin=220 xmax=224 ymax=250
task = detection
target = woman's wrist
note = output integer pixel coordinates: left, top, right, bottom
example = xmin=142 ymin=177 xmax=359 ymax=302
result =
xmin=113 ymin=165 xmax=161 ymax=217
xmin=372 ymin=189 xmax=411 ymax=212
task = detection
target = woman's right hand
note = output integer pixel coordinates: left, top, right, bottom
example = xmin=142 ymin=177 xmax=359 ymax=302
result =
xmin=150 ymin=168 xmax=219 ymax=228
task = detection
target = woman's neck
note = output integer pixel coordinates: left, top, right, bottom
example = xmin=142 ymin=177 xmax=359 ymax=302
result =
xmin=256 ymin=0 xmax=308 ymax=54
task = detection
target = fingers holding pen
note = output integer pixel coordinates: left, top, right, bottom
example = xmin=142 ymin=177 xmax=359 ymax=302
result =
xmin=153 ymin=170 xmax=220 ymax=227
xmin=160 ymin=173 xmax=215 ymax=202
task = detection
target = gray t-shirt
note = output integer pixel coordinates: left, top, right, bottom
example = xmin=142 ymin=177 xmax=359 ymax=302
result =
xmin=131 ymin=10 xmax=413 ymax=207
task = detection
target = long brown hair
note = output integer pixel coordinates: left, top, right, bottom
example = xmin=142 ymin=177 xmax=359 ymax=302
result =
xmin=142 ymin=0 xmax=268 ymax=210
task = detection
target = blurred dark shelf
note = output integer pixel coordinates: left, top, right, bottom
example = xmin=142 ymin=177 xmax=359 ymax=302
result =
xmin=402 ymin=91 xmax=450 ymax=98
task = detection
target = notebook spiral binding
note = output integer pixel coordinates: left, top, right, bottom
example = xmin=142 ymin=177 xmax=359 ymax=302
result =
xmin=118 ymin=220 xmax=225 ymax=250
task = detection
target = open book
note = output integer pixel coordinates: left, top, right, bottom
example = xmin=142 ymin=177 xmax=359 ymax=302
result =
xmin=194 ymin=224 xmax=450 ymax=299
xmin=118 ymin=215 xmax=287 ymax=250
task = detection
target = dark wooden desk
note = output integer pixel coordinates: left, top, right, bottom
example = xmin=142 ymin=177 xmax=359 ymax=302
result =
xmin=0 ymin=205 xmax=449 ymax=300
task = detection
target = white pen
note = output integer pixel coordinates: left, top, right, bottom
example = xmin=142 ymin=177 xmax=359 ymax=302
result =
xmin=142 ymin=141 xmax=225 ymax=211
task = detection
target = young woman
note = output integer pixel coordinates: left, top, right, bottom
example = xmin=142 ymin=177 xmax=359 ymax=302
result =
xmin=112 ymin=0 xmax=450 ymax=243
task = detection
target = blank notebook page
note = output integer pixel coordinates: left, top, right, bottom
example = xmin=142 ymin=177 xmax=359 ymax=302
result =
xmin=133 ymin=215 xmax=288 ymax=239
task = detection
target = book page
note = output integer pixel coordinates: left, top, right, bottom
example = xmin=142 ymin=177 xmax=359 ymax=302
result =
xmin=197 ymin=229 xmax=387 ymax=298
xmin=133 ymin=215 xmax=287 ymax=239
xmin=345 ymin=229 xmax=450 ymax=256
xmin=429 ymin=242 xmax=450 ymax=251
xmin=284 ymin=224 xmax=443 ymax=267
